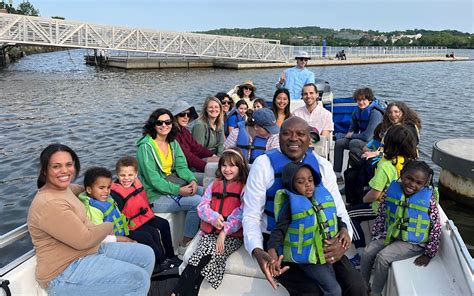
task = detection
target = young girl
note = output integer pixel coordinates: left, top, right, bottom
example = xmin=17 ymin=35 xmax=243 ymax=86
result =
xmin=226 ymin=99 xmax=249 ymax=135
xmin=347 ymin=124 xmax=418 ymax=267
xmin=360 ymin=160 xmax=441 ymax=295
xmin=172 ymin=148 xmax=249 ymax=295
xmin=268 ymin=162 xmax=351 ymax=296
xmin=253 ymin=98 xmax=267 ymax=110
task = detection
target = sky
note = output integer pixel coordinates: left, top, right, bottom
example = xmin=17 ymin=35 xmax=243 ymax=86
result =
xmin=23 ymin=0 xmax=474 ymax=33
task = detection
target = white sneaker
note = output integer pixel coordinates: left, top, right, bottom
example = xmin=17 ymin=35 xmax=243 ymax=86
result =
xmin=177 ymin=241 xmax=191 ymax=259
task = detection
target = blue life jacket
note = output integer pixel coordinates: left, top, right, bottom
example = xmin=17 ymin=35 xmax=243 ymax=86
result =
xmin=353 ymin=99 xmax=384 ymax=131
xmin=274 ymin=188 xmax=338 ymax=264
xmin=236 ymin=121 xmax=268 ymax=164
xmin=384 ymin=181 xmax=432 ymax=245
xmin=265 ymin=148 xmax=320 ymax=231
xmin=89 ymin=197 xmax=130 ymax=236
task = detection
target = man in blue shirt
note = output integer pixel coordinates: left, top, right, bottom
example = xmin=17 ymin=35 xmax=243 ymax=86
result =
xmin=276 ymin=51 xmax=315 ymax=101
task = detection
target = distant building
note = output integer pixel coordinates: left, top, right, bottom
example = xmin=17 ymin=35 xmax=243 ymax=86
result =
xmin=334 ymin=32 xmax=364 ymax=41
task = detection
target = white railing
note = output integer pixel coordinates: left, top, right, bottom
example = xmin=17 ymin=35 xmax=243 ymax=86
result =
xmin=0 ymin=13 xmax=291 ymax=62
xmin=292 ymin=46 xmax=448 ymax=58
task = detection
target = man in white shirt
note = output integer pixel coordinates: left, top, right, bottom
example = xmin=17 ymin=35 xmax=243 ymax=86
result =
xmin=293 ymin=83 xmax=334 ymax=137
xmin=243 ymin=117 xmax=366 ymax=295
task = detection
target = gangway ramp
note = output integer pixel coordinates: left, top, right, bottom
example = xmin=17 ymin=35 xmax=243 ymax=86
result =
xmin=0 ymin=13 xmax=291 ymax=62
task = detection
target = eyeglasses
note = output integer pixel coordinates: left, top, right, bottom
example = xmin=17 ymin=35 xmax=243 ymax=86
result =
xmin=155 ymin=119 xmax=173 ymax=126
xmin=221 ymin=101 xmax=231 ymax=105
xmin=177 ymin=112 xmax=190 ymax=118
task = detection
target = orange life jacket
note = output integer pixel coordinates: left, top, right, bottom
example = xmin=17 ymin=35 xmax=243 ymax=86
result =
xmin=110 ymin=179 xmax=154 ymax=231
xmin=200 ymin=179 xmax=244 ymax=238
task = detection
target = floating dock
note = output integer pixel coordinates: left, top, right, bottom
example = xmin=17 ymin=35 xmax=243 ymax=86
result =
xmin=432 ymin=138 xmax=474 ymax=208
xmin=85 ymin=55 xmax=469 ymax=70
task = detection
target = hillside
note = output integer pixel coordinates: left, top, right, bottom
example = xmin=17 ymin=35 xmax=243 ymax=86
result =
xmin=198 ymin=27 xmax=473 ymax=49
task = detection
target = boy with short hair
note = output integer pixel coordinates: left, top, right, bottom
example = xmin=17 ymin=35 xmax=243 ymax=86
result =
xmin=110 ymin=156 xmax=181 ymax=267
xmin=79 ymin=165 xmax=179 ymax=274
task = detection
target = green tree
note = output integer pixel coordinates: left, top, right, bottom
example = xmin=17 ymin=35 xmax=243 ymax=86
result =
xmin=16 ymin=1 xmax=39 ymax=16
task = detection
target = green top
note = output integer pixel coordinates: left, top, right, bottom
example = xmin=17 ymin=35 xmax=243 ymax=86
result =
xmin=136 ymin=134 xmax=197 ymax=203
xmin=78 ymin=192 xmax=110 ymax=225
xmin=191 ymin=118 xmax=225 ymax=156
xmin=368 ymin=159 xmax=399 ymax=213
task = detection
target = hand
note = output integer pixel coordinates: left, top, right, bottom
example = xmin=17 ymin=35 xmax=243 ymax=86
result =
xmin=207 ymin=156 xmax=220 ymax=163
xmin=216 ymin=231 xmax=226 ymax=254
xmin=253 ymin=248 xmax=289 ymax=290
xmin=345 ymin=131 xmax=353 ymax=139
xmin=178 ymin=183 xmax=193 ymax=196
xmin=116 ymin=236 xmax=136 ymax=243
xmin=279 ymin=72 xmax=286 ymax=84
xmin=190 ymin=180 xmax=198 ymax=195
xmin=267 ymin=248 xmax=282 ymax=277
xmin=215 ymin=215 xmax=225 ymax=229
xmin=324 ymin=236 xmax=345 ymax=264
xmin=414 ymin=254 xmax=431 ymax=267
xmin=336 ymin=228 xmax=351 ymax=250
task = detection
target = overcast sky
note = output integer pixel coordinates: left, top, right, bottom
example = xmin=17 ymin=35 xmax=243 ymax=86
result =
xmin=26 ymin=0 xmax=473 ymax=33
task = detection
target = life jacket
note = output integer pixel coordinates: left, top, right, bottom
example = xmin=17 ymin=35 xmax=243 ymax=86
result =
xmin=274 ymin=188 xmax=338 ymax=264
xmin=89 ymin=197 xmax=130 ymax=236
xmin=110 ymin=179 xmax=154 ymax=231
xmin=265 ymin=148 xmax=321 ymax=231
xmin=354 ymin=99 xmax=384 ymax=131
xmin=384 ymin=181 xmax=432 ymax=245
xmin=200 ymin=179 xmax=244 ymax=238
xmin=236 ymin=121 xmax=268 ymax=164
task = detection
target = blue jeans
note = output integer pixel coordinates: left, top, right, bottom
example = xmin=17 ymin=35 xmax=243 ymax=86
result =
xmin=300 ymin=263 xmax=342 ymax=296
xmin=153 ymin=193 xmax=202 ymax=238
xmin=48 ymin=242 xmax=155 ymax=296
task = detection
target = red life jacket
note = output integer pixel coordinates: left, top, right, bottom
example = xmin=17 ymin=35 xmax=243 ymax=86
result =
xmin=110 ymin=179 xmax=154 ymax=231
xmin=200 ymin=179 xmax=244 ymax=238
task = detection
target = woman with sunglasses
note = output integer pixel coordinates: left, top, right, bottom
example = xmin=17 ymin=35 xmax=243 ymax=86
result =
xmin=137 ymin=108 xmax=202 ymax=254
xmin=173 ymin=102 xmax=215 ymax=183
xmin=192 ymin=96 xmax=225 ymax=156
xmin=215 ymin=92 xmax=234 ymax=137
xmin=227 ymin=80 xmax=257 ymax=109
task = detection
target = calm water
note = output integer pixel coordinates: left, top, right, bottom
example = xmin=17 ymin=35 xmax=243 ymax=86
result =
xmin=1 ymin=49 xmax=473 ymax=267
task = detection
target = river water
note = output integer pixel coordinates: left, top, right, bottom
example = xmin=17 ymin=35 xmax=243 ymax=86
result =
xmin=1 ymin=49 xmax=473 ymax=267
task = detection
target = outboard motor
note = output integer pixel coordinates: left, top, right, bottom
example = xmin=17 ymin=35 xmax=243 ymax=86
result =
xmin=314 ymin=79 xmax=333 ymax=104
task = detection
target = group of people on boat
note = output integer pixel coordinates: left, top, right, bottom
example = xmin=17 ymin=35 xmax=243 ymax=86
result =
xmin=27 ymin=51 xmax=440 ymax=296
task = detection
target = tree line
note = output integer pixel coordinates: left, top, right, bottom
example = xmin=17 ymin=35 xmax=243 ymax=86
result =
xmin=199 ymin=27 xmax=473 ymax=49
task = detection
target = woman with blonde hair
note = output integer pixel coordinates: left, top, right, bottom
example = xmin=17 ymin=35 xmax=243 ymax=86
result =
xmin=192 ymin=96 xmax=225 ymax=156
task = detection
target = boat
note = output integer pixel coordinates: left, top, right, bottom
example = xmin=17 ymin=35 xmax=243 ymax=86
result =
xmin=1 ymin=93 xmax=473 ymax=296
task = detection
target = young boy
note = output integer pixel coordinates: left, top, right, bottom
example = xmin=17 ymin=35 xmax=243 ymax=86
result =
xmin=267 ymin=162 xmax=350 ymax=296
xmin=110 ymin=156 xmax=181 ymax=267
xmin=79 ymin=166 xmax=179 ymax=274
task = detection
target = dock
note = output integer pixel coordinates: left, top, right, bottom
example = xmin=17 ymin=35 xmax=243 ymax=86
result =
xmin=85 ymin=55 xmax=469 ymax=70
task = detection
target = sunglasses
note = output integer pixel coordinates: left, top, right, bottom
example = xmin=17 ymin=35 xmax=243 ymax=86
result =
xmin=243 ymin=86 xmax=253 ymax=91
xmin=297 ymin=58 xmax=309 ymax=61
xmin=221 ymin=100 xmax=232 ymax=105
xmin=177 ymin=112 xmax=190 ymax=118
xmin=155 ymin=119 xmax=173 ymax=126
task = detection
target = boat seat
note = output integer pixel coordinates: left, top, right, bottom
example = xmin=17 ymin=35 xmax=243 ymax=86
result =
xmin=155 ymin=211 xmax=185 ymax=254
xmin=3 ymin=256 xmax=48 ymax=296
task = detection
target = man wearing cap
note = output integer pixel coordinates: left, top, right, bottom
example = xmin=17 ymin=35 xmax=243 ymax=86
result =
xmin=243 ymin=117 xmax=367 ymax=295
xmin=293 ymin=83 xmax=334 ymax=137
xmin=276 ymin=51 xmax=315 ymax=102
xmin=224 ymin=108 xmax=280 ymax=164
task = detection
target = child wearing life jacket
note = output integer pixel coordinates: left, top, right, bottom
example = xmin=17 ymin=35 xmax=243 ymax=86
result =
xmin=360 ymin=160 xmax=441 ymax=295
xmin=109 ymin=156 xmax=182 ymax=269
xmin=78 ymin=166 xmax=178 ymax=274
xmin=267 ymin=162 xmax=351 ymax=296
xmin=226 ymin=99 xmax=248 ymax=135
xmin=172 ymin=148 xmax=249 ymax=296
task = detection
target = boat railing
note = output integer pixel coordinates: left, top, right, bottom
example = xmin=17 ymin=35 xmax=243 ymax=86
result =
xmin=446 ymin=219 xmax=474 ymax=275
xmin=0 ymin=223 xmax=34 ymax=277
